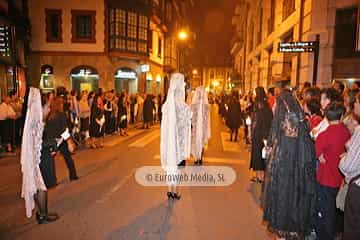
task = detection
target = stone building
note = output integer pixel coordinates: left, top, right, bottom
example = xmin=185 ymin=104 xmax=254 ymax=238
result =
xmin=28 ymin=0 xmax=193 ymax=95
xmin=0 ymin=0 xmax=29 ymax=98
xmin=231 ymin=0 xmax=360 ymax=92
xmin=202 ymin=66 xmax=232 ymax=93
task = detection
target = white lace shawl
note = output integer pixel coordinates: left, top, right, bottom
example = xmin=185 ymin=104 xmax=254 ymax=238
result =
xmin=20 ymin=87 xmax=46 ymax=218
xmin=191 ymin=86 xmax=211 ymax=160
xmin=161 ymin=73 xmax=192 ymax=170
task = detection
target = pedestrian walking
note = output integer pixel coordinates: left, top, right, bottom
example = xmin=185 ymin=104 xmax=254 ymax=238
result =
xmin=0 ymin=95 xmax=16 ymax=152
xmin=143 ymin=94 xmax=155 ymax=129
xmin=161 ymin=73 xmax=192 ymax=200
xmin=78 ymin=91 xmax=91 ymax=145
xmin=190 ymin=86 xmax=211 ymax=165
xmin=20 ymin=87 xmax=59 ymax=223
xmin=339 ymin=91 xmax=360 ymax=240
xmin=249 ymin=87 xmax=273 ymax=183
xmin=117 ymin=93 xmax=128 ymax=136
xmin=89 ymin=94 xmax=105 ymax=148
xmin=225 ymin=91 xmax=242 ymax=142
xmin=263 ymin=90 xmax=317 ymax=239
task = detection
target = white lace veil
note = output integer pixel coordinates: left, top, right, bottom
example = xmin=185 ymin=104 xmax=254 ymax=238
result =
xmin=191 ymin=86 xmax=211 ymax=160
xmin=161 ymin=73 xmax=192 ymax=170
xmin=20 ymin=87 xmax=46 ymax=218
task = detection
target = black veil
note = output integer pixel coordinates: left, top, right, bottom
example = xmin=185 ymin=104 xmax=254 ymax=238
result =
xmin=263 ymin=90 xmax=316 ymax=238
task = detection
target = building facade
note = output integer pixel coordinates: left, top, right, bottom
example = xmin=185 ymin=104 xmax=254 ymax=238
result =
xmin=0 ymin=0 xmax=29 ymax=99
xmin=231 ymin=0 xmax=360 ymax=92
xmin=28 ymin=0 xmax=193 ymax=95
xmin=202 ymin=66 xmax=232 ymax=93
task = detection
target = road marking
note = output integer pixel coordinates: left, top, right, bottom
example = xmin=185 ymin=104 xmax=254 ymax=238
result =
xmin=153 ymin=155 xmax=246 ymax=165
xmin=220 ymin=131 xmax=243 ymax=153
xmin=96 ymin=168 xmax=136 ymax=204
xmin=104 ymin=130 xmax=145 ymax=147
xmin=128 ymin=130 xmax=160 ymax=148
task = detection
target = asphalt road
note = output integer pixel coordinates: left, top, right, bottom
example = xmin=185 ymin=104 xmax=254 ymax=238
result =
xmin=0 ymin=106 xmax=271 ymax=240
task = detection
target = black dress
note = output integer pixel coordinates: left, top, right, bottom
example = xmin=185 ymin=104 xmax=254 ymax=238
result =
xmin=226 ymin=100 xmax=242 ymax=129
xmin=143 ymin=98 xmax=154 ymax=123
xmin=89 ymin=107 xmax=104 ymax=138
xmin=263 ymin=91 xmax=316 ymax=238
xmin=250 ymin=102 xmax=273 ymax=171
xmin=117 ymin=101 xmax=127 ymax=129
xmin=41 ymin=112 xmax=68 ymax=188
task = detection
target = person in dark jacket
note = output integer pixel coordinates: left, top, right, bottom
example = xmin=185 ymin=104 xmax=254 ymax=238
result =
xmin=117 ymin=93 xmax=128 ymax=136
xmin=226 ymin=91 xmax=242 ymax=142
xmin=250 ymin=87 xmax=273 ymax=183
xmin=143 ymin=94 xmax=155 ymax=129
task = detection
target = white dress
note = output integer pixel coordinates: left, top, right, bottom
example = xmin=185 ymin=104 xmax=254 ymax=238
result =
xmin=20 ymin=87 xmax=46 ymax=218
xmin=160 ymin=73 xmax=192 ymax=184
xmin=191 ymin=86 xmax=211 ymax=160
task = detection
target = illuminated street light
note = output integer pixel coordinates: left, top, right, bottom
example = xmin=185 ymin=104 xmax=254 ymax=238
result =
xmin=192 ymin=69 xmax=198 ymax=75
xmin=212 ymin=80 xmax=220 ymax=87
xmin=178 ymin=30 xmax=188 ymax=41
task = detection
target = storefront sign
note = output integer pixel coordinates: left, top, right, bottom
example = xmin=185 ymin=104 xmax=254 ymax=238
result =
xmin=0 ymin=25 xmax=11 ymax=58
xmin=115 ymin=70 xmax=137 ymax=79
xmin=278 ymin=41 xmax=316 ymax=53
xmin=140 ymin=64 xmax=150 ymax=73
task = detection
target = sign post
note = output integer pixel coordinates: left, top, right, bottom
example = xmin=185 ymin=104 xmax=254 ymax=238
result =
xmin=312 ymin=34 xmax=320 ymax=86
xmin=278 ymin=35 xmax=320 ymax=86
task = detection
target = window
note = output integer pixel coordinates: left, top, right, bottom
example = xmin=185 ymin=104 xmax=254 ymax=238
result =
xmin=257 ymin=8 xmax=263 ymax=46
xmin=109 ymin=8 xmax=149 ymax=54
xmin=268 ymin=0 xmax=275 ymax=35
xmin=282 ymin=0 xmax=295 ymax=21
xmin=166 ymin=1 xmax=172 ymax=22
xmin=335 ymin=7 xmax=359 ymax=58
xmin=149 ymin=30 xmax=153 ymax=52
xmin=45 ymin=9 xmax=62 ymax=42
xmin=249 ymin=22 xmax=254 ymax=51
xmin=158 ymin=37 xmax=162 ymax=57
xmin=71 ymin=10 xmax=96 ymax=43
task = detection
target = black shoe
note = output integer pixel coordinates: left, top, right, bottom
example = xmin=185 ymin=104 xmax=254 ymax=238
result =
xmin=167 ymin=192 xmax=172 ymax=200
xmin=70 ymin=176 xmax=79 ymax=181
xmin=36 ymin=212 xmax=60 ymax=224
xmin=194 ymin=160 xmax=199 ymax=165
xmin=172 ymin=193 xmax=181 ymax=200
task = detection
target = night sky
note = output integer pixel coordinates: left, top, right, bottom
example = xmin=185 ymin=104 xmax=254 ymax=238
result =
xmin=188 ymin=0 xmax=238 ymax=67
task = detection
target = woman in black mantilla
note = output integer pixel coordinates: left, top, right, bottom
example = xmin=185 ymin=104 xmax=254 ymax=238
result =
xmin=226 ymin=91 xmax=242 ymax=142
xmin=263 ymin=90 xmax=316 ymax=239
xmin=250 ymin=87 xmax=273 ymax=183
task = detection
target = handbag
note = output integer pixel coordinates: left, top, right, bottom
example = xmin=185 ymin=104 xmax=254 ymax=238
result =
xmin=42 ymin=138 xmax=58 ymax=153
xmin=336 ymin=174 xmax=360 ymax=211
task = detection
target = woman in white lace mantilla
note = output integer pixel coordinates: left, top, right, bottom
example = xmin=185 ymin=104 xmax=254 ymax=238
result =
xmin=160 ymin=73 xmax=192 ymax=200
xmin=191 ymin=86 xmax=211 ymax=165
xmin=20 ymin=87 xmax=59 ymax=224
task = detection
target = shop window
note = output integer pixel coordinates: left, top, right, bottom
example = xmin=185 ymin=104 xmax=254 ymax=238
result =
xmin=109 ymin=9 xmax=148 ymax=54
xmin=45 ymin=9 xmax=62 ymax=42
xmin=71 ymin=10 xmax=96 ymax=43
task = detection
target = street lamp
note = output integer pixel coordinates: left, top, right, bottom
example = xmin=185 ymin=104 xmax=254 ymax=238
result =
xmin=192 ymin=69 xmax=198 ymax=75
xmin=178 ymin=30 xmax=188 ymax=41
